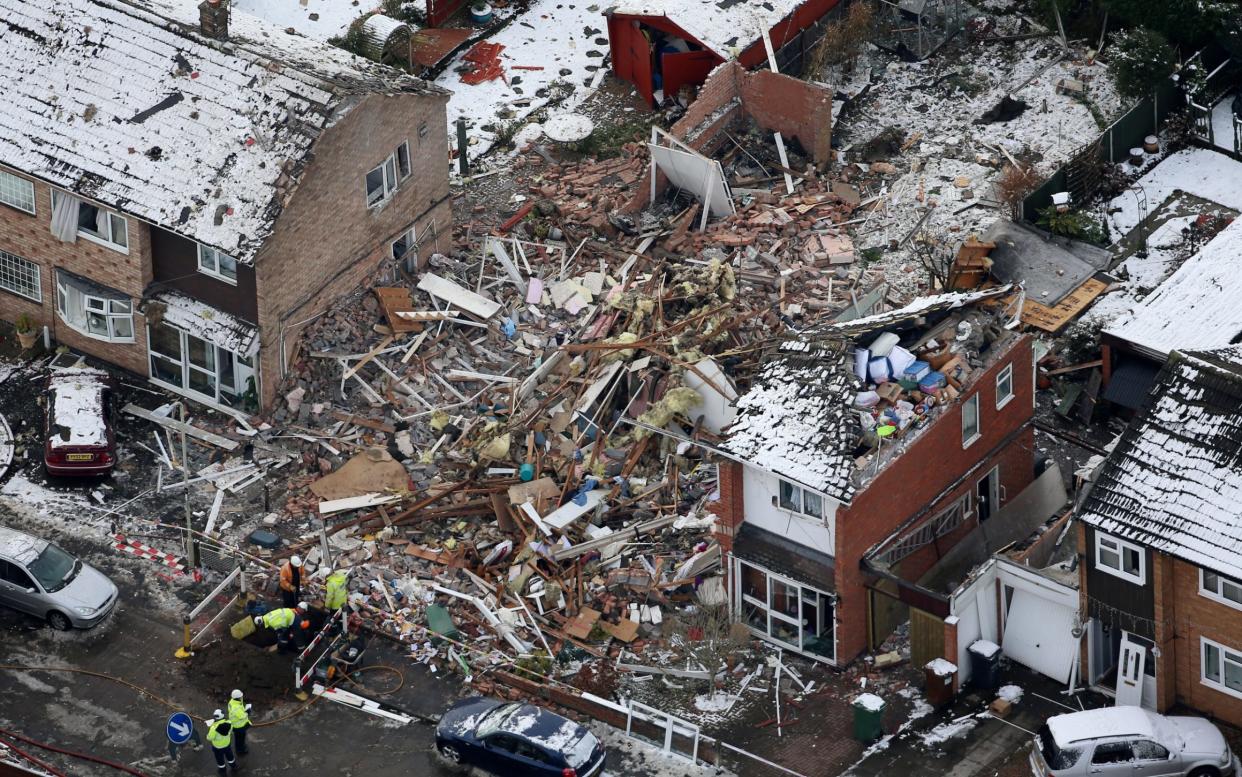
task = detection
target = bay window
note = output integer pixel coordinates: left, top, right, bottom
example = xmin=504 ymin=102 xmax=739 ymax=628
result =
xmin=55 ymin=271 xmax=134 ymax=343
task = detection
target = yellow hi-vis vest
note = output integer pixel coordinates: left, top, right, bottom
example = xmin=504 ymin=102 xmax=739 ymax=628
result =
xmin=325 ymin=572 xmax=348 ymax=610
xmin=262 ymin=608 xmax=297 ymax=630
xmin=228 ymin=698 xmax=251 ymax=728
xmin=206 ymin=719 xmax=232 ymax=749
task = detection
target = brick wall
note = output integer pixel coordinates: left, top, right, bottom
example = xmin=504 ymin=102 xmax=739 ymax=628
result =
xmin=1167 ymin=556 xmax=1242 ymax=725
xmin=254 ymin=90 xmax=451 ymax=408
xmin=834 ymin=336 xmax=1036 ymax=662
xmin=669 ymin=62 xmax=745 ymax=156
xmin=0 ymin=168 xmax=152 ymax=375
xmin=710 ymin=460 xmax=746 ymax=553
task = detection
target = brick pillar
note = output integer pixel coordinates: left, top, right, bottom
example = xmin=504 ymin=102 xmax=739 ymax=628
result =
xmin=1152 ymin=552 xmax=1177 ymax=712
xmin=199 ymin=0 xmax=229 ymax=40
xmin=943 ymin=615 xmax=961 ymax=695
xmin=710 ymin=460 xmax=745 ymax=553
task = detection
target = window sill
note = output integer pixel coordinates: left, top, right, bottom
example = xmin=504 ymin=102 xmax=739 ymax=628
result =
xmin=1201 ymin=676 xmax=1242 ymax=702
xmin=0 ymin=201 xmax=35 ymax=217
xmin=1199 ymin=588 xmax=1242 ymax=612
xmin=0 ymin=285 xmax=42 ymax=305
xmin=196 ymin=267 xmax=238 ymax=286
xmin=56 ymin=314 xmax=135 ymax=345
xmin=1095 ymin=562 xmax=1145 ymax=587
xmin=996 ymin=393 xmax=1014 ymax=411
xmin=77 ymin=231 xmax=129 ymax=255
xmin=962 ymin=433 xmax=982 ymax=450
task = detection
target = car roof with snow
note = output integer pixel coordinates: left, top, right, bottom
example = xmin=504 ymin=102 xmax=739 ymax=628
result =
xmin=1047 ymin=707 xmax=1162 ymax=746
xmin=499 ymin=704 xmax=588 ymax=751
xmin=47 ymin=368 xmax=111 ymax=449
xmin=0 ymin=526 xmax=48 ymax=566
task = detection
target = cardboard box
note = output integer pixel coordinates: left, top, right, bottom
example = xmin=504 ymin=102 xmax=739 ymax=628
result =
xmin=989 ymin=698 xmax=1013 ymax=718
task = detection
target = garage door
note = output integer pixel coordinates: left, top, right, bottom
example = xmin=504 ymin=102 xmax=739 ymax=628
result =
xmin=1002 ymin=589 xmax=1078 ymax=683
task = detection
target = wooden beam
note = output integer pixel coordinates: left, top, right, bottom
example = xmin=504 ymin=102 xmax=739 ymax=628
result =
xmin=123 ymin=404 xmax=238 ymax=450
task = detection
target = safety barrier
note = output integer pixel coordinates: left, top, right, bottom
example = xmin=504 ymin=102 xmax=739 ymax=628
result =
xmin=174 ymin=565 xmax=247 ymax=659
xmin=292 ymin=607 xmax=349 ymax=700
xmin=625 ymin=699 xmax=700 ymax=763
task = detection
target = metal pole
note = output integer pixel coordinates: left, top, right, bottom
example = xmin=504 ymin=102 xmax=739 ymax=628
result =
xmin=180 ymin=402 xmax=198 ymax=568
xmin=174 ymin=614 xmax=193 ymax=659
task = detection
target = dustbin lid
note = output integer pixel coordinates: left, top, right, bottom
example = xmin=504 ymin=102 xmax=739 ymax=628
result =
xmin=853 ymin=692 xmax=885 ymax=711
xmin=968 ymin=639 xmax=1001 ymax=658
xmin=926 ymin=658 xmax=957 ymax=677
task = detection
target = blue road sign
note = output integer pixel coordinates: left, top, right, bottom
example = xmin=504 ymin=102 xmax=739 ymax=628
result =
xmin=166 ymin=712 xmax=194 ymax=745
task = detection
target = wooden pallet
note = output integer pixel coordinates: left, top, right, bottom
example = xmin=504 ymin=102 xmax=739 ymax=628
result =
xmin=1021 ymin=277 xmax=1109 ymax=333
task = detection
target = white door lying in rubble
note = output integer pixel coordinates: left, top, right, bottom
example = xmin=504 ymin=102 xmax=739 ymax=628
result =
xmin=1001 ymin=587 xmax=1078 ymax=683
xmin=1116 ymin=633 xmax=1147 ymax=707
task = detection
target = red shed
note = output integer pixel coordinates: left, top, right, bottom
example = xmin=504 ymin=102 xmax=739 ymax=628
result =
xmin=606 ymin=0 xmax=842 ymax=106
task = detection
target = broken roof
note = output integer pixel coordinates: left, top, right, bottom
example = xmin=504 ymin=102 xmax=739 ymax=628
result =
xmin=1079 ymin=345 xmax=1242 ymax=580
xmin=0 ymin=0 xmax=438 ymax=264
xmin=1103 ymin=218 xmax=1242 ymax=359
xmin=723 ymin=288 xmax=1014 ymax=503
xmin=609 ymin=0 xmax=805 ymax=58
xmin=983 ymin=220 xmax=1109 ymax=306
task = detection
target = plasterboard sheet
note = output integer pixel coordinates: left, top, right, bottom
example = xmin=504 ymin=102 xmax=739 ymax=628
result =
xmin=648 ymin=144 xmax=735 ymax=219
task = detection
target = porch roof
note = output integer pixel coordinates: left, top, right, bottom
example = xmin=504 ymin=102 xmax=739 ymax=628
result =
xmin=734 ymin=523 xmax=835 ymax=591
xmin=143 ymin=290 xmax=259 ymax=358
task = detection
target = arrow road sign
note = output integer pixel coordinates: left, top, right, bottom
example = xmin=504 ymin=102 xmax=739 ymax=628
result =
xmin=166 ymin=712 xmax=194 ymax=745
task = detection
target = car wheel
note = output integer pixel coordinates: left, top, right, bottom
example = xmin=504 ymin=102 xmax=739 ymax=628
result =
xmin=47 ymin=611 xmax=72 ymax=631
xmin=438 ymin=745 xmax=463 ymax=764
xmin=1188 ymin=769 xmax=1220 ymax=777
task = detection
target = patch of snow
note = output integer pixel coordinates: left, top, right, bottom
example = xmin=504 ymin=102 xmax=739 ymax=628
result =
xmin=693 ymin=690 xmax=734 ymax=712
xmin=1080 ymin=215 xmax=1197 ymax=328
xmin=437 ymin=0 xmax=607 ymax=162
xmin=1105 ymin=147 xmax=1242 ymax=238
xmin=968 ymin=639 xmax=1000 ymax=659
xmin=232 ymin=0 xmax=371 ymax=42
xmin=920 ymin=716 xmax=979 ymax=747
xmin=998 ymin=684 xmax=1023 ymax=703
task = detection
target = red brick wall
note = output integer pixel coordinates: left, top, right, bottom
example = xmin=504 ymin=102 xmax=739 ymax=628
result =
xmin=0 ymin=168 xmax=152 ymax=375
xmin=1166 ymin=556 xmax=1242 ymax=725
xmin=737 ymin=69 xmax=833 ymax=164
xmin=669 ymin=62 xmax=745 ymax=155
xmin=711 ymin=460 xmax=745 ymax=553
xmin=254 ymin=90 xmax=451 ymax=408
xmin=834 ymin=336 xmax=1036 ymax=662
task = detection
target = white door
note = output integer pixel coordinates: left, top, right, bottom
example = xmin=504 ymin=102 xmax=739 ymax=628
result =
xmin=1002 ymin=588 xmax=1079 ymax=683
xmin=1116 ymin=633 xmax=1146 ymax=707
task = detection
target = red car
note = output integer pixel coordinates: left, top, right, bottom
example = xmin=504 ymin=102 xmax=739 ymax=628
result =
xmin=44 ymin=368 xmax=116 ymax=476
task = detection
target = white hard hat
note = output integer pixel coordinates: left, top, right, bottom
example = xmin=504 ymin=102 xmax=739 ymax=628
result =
xmin=297 ymin=601 xmax=309 ymax=611
xmin=213 ymin=709 xmax=225 ymax=719
xmin=231 ymin=689 xmax=244 ymax=700
xmin=253 ymin=616 xmax=263 ymax=625
xmin=290 ymin=555 xmax=303 ymax=567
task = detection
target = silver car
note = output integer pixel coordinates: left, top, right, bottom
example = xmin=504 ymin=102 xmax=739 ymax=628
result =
xmin=0 ymin=526 xmax=117 ymax=630
xmin=1030 ymin=706 xmax=1237 ymax=777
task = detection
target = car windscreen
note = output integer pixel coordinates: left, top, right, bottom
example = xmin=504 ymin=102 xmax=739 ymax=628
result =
xmin=475 ymin=703 xmax=520 ymax=738
xmin=27 ymin=544 xmax=79 ymax=592
xmin=1038 ymin=724 xmax=1083 ymax=771
xmin=567 ymin=731 xmax=598 ymax=769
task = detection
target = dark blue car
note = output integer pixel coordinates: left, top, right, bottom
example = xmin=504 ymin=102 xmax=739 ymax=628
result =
xmin=435 ymin=697 xmax=607 ymax=776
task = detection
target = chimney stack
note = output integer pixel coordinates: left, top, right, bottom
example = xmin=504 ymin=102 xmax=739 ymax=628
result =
xmin=199 ymin=0 xmax=229 ymax=41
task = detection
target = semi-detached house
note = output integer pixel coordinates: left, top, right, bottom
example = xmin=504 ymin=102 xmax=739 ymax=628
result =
xmin=712 ymin=288 xmax=1036 ymax=665
xmin=1079 ymin=345 xmax=1242 ymax=723
xmin=0 ymin=0 xmax=450 ymax=412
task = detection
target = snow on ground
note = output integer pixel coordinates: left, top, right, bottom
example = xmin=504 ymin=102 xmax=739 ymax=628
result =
xmin=438 ymin=0 xmax=609 ymax=162
xmin=919 ymin=716 xmax=980 ymax=747
xmin=835 ymin=35 xmax=1122 ymax=300
xmin=595 ymin=725 xmax=735 ymax=776
xmin=1081 ymin=215 xmax=1197 ymax=327
xmin=1105 ymin=147 xmax=1242 ymax=237
xmin=231 ymin=0 xmax=373 ymax=41
xmin=693 ymin=690 xmax=734 ymax=712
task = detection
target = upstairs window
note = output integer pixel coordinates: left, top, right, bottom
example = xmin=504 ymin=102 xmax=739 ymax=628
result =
xmin=50 ymin=190 xmax=128 ymax=252
xmin=0 ymin=169 xmax=35 ymax=214
xmin=1201 ymin=568 xmax=1242 ymax=610
xmin=996 ymin=363 xmax=1014 ymax=409
xmin=1095 ymin=532 xmax=1145 ymax=585
xmin=197 ymin=244 xmax=238 ymax=284
xmin=778 ymin=479 xmax=824 ymax=519
xmin=365 ymin=141 xmax=411 ymax=207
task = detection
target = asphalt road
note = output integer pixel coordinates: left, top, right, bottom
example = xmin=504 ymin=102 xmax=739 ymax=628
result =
xmin=0 ymin=501 xmax=461 ymax=777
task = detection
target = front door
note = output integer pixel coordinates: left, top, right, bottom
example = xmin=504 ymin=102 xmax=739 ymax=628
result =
xmin=1116 ymin=632 xmax=1146 ymax=707
xmin=977 ymin=467 xmax=1000 ymax=521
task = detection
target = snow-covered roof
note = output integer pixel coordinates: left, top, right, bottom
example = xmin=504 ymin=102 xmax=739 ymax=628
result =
xmin=723 ymin=289 xmax=1011 ymax=503
xmin=610 ymin=0 xmax=805 ymax=57
xmin=0 ymin=0 xmax=438 ymax=264
xmin=0 ymin=527 xmax=46 ymax=566
xmin=1046 ymin=707 xmax=1159 ymax=747
xmin=1104 ymin=218 xmax=1242 ymax=359
xmin=1079 ymin=346 xmax=1242 ymax=580
xmin=143 ymin=290 xmax=260 ymax=357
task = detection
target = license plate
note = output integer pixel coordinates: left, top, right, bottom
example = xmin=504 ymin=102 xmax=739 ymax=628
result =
xmin=66 ymin=453 xmax=95 ymax=462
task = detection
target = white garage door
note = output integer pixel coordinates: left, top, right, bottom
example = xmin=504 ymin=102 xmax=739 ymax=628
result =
xmin=1002 ymin=588 xmax=1078 ymax=683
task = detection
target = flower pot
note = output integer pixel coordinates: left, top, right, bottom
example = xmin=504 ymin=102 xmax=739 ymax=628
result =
xmin=470 ymin=2 xmax=492 ymax=23
xmin=16 ymin=329 xmax=37 ymax=350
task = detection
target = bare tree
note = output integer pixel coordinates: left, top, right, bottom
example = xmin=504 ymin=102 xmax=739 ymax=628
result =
xmin=909 ymin=226 xmax=960 ymax=291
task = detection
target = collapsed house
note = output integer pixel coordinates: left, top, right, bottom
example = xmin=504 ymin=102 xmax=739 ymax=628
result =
xmin=713 ymin=288 xmax=1037 ymax=665
xmin=0 ymin=0 xmax=450 ymax=412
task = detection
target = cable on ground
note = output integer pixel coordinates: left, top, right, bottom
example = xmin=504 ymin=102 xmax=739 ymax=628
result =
xmin=0 ymin=727 xmax=144 ymax=777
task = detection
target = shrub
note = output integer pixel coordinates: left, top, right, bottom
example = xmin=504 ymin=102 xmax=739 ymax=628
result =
xmin=1038 ymin=206 xmax=1109 ymax=245
xmin=1106 ymin=28 xmax=1176 ymax=102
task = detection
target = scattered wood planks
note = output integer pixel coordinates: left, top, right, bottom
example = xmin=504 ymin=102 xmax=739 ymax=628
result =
xmin=1020 ymin=278 xmax=1108 ymax=333
xmin=123 ymin=404 xmax=239 ymax=451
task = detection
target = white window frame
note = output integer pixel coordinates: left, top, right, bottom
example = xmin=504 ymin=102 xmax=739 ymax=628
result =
xmin=0 ymin=169 xmax=35 ymax=215
xmin=1201 ymin=636 xmax=1242 ymax=700
xmin=365 ymin=141 xmax=411 ymax=208
xmin=995 ymin=363 xmax=1014 ymax=410
xmin=0 ymin=248 xmax=41 ymax=302
xmin=196 ymin=244 xmax=238 ymax=285
xmin=734 ymin=557 xmax=836 ymax=663
xmin=50 ymin=190 xmax=129 ymax=253
xmin=55 ymin=275 xmax=134 ymax=344
xmin=390 ymin=225 xmax=417 ymax=262
xmin=1200 ymin=568 xmax=1242 ymax=611
xmin=777 ymin=478 xmax=824 ymax=520
xmin=1094 ymin=532 xmax=1146 ymax=585
xmin=961 ymin=393 xmax=981 ymax=448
